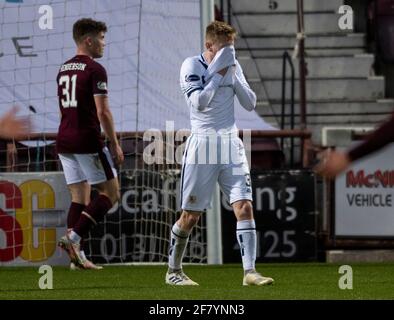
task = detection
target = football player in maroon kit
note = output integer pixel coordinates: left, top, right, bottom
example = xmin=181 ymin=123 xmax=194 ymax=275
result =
xmin=56 ymin=18 xmax=124 ymax=270
xmin=315 ymin=112 xmax=394 ymax=178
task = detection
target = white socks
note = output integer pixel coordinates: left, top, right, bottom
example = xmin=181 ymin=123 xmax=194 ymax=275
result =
xmin=236 ymin=219 xmax=257 ymax=272
xmin=69 ymin=230 xmax=81 ymax=244
xmin=168 ymin=223 xmax=190 ymax=271
xmin=80 ymin=250 xmax=87 ymax=261
xmin=168 ymin=220 xmax=256 ymax=272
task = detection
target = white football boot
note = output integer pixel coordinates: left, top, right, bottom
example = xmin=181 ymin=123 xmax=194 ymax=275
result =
xmin=243 ymin=271 xmax=274 ymax=286
xmin=165 ymin=269 xmax=199 ymax=286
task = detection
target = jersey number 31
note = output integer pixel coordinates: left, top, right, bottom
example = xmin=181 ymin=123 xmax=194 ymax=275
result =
xmin=59 ymin=74 xmax=77 ymax=108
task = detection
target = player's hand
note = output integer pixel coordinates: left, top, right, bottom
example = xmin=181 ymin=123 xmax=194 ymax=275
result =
xmin=0 ymin=106 xmax=31 ymax=140
xmin=217 ymin=67 xmax=229 ymax=76
xmin=111 ymin=142 xmax=124 ymax=166
xmin=314 ymin=149 xmax=351 ymax=179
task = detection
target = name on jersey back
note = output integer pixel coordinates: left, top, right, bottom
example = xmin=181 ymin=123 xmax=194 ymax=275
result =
xmin=60 ymin=63 xmax=87 ymax=72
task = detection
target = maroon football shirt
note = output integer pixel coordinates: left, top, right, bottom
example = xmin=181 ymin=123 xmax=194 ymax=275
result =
xmin=56 ymin=55 xmax=107 ymax=154
xmin=348 ymin=112 xmax=394 ymax=161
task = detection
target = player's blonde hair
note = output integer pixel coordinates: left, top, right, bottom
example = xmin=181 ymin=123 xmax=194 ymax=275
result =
xmin=205 ymin=21 xmax=237 ymax=44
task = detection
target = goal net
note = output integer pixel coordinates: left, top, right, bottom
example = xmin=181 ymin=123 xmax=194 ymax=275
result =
xmin=0 ymin=0 xmax=207 ymax=265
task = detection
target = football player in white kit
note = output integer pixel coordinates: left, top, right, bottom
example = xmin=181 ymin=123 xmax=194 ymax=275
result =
xmin=165 ymin=21 xmax=274 ymax=286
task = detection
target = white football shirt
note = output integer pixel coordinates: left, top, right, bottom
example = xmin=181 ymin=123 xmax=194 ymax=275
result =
xmin=179 ymin=53 xmax=256 ymax=134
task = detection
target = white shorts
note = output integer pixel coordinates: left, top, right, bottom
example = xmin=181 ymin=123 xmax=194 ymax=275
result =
xmin=58 ymin=147 xmax=117 ymax=185
xmin=180 ymin=133 xmax=252 ymax=212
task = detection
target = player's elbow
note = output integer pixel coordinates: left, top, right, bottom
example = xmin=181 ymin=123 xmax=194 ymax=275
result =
xmin=236 ymin=88 xmax=256 ymax=111
xmin=241 ymin=96 xmax=256 ymax=111
xmin=190 ymin=92 xmax=207 ymax=111
xmin=196 ymin=103 xmax=207 ymax=111
xmin=97 ymin=108 xmax=112 ymax=121
xmin=190 ymin=103 xmax=206 ymax=112
xmin=197 ymin=94 xmax=212 ymax=111
xmin=247 ymin=92 xmax=257 ymax=111
xmin=242 ymin=100 xmax=256 ymax=111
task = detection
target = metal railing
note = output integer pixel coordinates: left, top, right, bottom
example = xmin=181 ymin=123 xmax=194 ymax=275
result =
xmin=2 ymin=130 xmax=312 ymax=171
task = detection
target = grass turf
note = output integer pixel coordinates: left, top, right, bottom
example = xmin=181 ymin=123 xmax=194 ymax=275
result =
xmin=1 ymin=263 xmax=394 ymax=300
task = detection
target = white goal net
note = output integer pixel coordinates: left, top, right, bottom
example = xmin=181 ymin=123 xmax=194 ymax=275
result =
xmin=0 ymin=0 xmax=208 ymax=266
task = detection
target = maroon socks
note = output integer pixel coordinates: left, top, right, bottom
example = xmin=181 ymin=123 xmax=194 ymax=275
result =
xmin=67 ymin=202 xmax=86 ymax=229
xmin=73 ymin=194 xmax=112 ymax=238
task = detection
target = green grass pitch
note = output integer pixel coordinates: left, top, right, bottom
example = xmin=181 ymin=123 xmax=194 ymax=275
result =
xmin=1 ymin=263 xmax=394 ymax=300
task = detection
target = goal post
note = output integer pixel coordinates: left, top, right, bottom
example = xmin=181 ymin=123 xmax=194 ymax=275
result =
xmin=206 ymin=183 xmax=223 ymax=265
xmin=200 ymin=0 xmax=214 ymax=50
xmin=199 ymin=0 xmax=224 ymax=266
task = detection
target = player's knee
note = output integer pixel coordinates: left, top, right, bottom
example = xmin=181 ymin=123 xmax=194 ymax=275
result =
xmin=188 ymin=214 xmax=200 ymax=226
xmin=233 ymin=200 xmax=253 ymax=220
xmin=97 ymin=188 xmax=119 ymax=206
xmin=68 ymin=183 xmax=89 ymax=204
xmin=96 ymin=180 xmax=120 ymax=205
xmin=112 ymin=189 xmax=121 ymax=204
xmin=180 ymin=211 xmax=200 ymax=229
xmin=106 ymin=190 xmax=120 ymax=205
